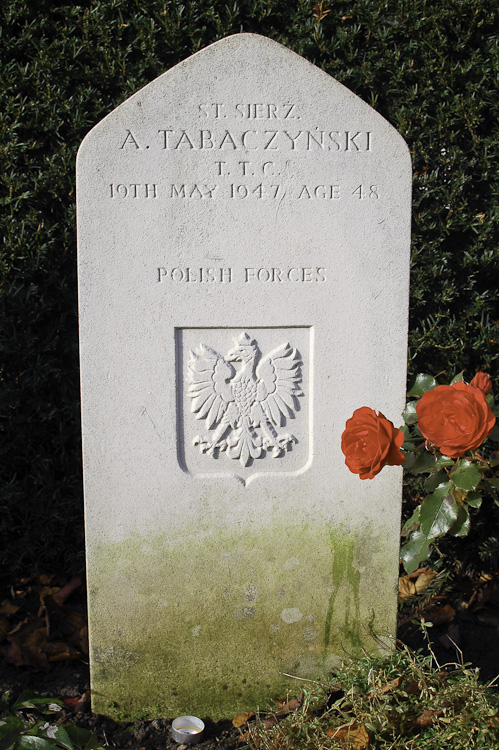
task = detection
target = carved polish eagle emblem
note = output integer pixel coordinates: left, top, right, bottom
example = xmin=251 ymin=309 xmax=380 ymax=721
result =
xmin=187 ymin=332 xmax=303 ymax=467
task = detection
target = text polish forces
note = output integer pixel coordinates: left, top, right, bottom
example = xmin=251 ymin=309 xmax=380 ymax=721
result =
xmin=156 ymin=268 xmax=327 ymax=283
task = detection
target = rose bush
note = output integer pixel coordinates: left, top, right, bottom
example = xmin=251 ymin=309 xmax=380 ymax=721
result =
xmin=342 ymin=371 xmax=499 ymax=574
xmin=416 ymin=382 xmax=495 ymax=458
xmin=341 ymin=407 xmax=405 ymax=479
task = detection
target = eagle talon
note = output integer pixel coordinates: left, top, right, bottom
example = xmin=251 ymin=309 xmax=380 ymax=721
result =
xmin=277 ymin=433 xmax=297 ymax=450
xmin=193 ymin=435 xmax=210 ymax=451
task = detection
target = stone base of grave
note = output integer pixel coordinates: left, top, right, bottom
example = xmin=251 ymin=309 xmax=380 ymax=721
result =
xmin=87 ymin=520 xmax=398 ymax=720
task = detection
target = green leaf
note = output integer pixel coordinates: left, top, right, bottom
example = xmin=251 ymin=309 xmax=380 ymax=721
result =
xmin=12 ymin=695 xmax=63 ymax=712
xmin=449 ymin=505 xmax=470 ymax=537
xmin=400 ymin=531 xmax=432 ymax=575
xmin=0 ymin=730 xmax=21 ymax=750
xmin=435 ymin=454 xmax=455 ymax=469
xmin=400 ymin=424 xmax=411 ymax=439
xmin=489 ymin=452 xmax=499 ymax=468
xmin=420 ymin=484 xmax=459 ymax=539
xmin=404 ymin=451 xmax=440 ymax=474
xmin=25 ymin=723 xmax=47 ymax=736
xmin=0 ymin=717 xmax=24 ymax=740
xmin=17 ymin=737 xmax=57 ymax=750
xmin=12 ymin=692 xmax=39 ymax=710
xmin=424 ymin=470 xmax=449 ymax=493
xmin=0 ymin=717 xmax=24 ymax=750
xmin=407 ymin=374 xmax=438 ymax=398
xmin=466 ymin=491 xmax=482 ymax=509
xmin=487 ymin=477 xmax=499 ymax=491
xmin=402 ymin=506 xmax=420 ymax=536
xmin=452 ymin=459 xmax=482 ymax=491
xmin=84 ymin=733 xmax=105 ymax=750
xmin=63 ymin=727 xmax=103 ymax=750
xmin=450 ymin=370 xmax=465 ymax=384
xmin=402 ymin=400 xmax=418 ymax=425
xmin=48 ymin=727 xmax=74 ymax=750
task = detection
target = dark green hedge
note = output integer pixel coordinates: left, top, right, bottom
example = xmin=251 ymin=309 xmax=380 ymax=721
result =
xmin=1 ymin=0 xmax=498 ymax=575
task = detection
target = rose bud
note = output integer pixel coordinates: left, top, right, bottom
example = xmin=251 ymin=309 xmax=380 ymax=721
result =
xmin=470 ymin=371 xmax=493 ymax=396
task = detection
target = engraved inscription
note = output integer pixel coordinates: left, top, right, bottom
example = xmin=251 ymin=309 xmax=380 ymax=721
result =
xmin=110 ymin=183 xmax=157 ymax=198
xmin=114 ymin=103 xmax=379 ymax=211
xmin=107 ymin=183 xmax=381 ymax=201
xmin=158 ymin=267 xmax=232 ymax=282
xmin=157 ymin=267 xmax=326 ymax=283
xmin=199 ymin=103 xmax=300 ymax=119
xmin=170 ymin=184 xmax=218 ymax=199
xmin=156 ymin=129 xmax=372 ymax=152
xmin=187 ymin=332 xmax=303 ymax=467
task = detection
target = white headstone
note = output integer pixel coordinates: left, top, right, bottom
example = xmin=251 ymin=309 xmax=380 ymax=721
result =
xmin=77 ymin=34 xmax=411 ymax=720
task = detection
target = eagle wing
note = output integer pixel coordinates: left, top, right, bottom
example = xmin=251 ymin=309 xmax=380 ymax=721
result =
xmin=187 ymin=345 xmax=237 ymax=428
xmin=253 ymin=343 xmax=303 ymax=427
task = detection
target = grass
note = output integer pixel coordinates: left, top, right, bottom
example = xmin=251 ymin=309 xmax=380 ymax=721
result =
xmin=246 ymin=645 xmax=499 ymax=749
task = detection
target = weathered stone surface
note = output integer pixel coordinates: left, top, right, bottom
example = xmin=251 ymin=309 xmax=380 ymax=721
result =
xmin=77 ymin=33 xmax=411 ymax=720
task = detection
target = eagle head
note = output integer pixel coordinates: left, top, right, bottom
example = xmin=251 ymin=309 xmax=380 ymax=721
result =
xmin=227 ymin=332 xmax=259 ymax=365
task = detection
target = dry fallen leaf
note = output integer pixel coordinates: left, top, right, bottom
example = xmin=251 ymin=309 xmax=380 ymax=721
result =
xmin=424 ymin=604 xmax=455 ymax=626
xmin=259 ymin=717 xmax=277 ymax=730
xmin=378 ymin=675 xmax=404 ymax=695
xmin=277 ymin=696 xmax=302 ymax=715
xmin=5 ymin=622 xmax=49 ymax=670
xmin=326 ymin=722 xmax=370 ymax=749
xmin=476 ymin=608 xmax=499 ymax=629
xmin=39 ymin=586 xmax=61 ymax=605
xmin=0 ymin=600 xmax=20 ymax=616
xmin=1 ymin=575 xmax=87 ymax=670
xmin=232 ymin=712 xmax=254 ymax=728
xmin=414 ymin=569 xmax=438 ymax=594
xmin=39 ymin=574 xmax=54 ymax=586
xmin=402 ymin=678 xmax=420 ymax=695
xmin=45 ymin=641 xmax=81 ymax=662
xmin=74 ymin=690 xmax=91 ymax=713
xmin=63 ymin=697 xmax=80 ymax=708
xmin=52 ymin=577 xmax=82 ymax=606
xmin=0 ymin=618 xmax=10 ymax=642
xmin=439 ymin=622 xmax=461 ymax=650
xmin=413 ymin=708 xmax=443 ymax=729
xmin=398 ymin=577 xmax=416 ymax=598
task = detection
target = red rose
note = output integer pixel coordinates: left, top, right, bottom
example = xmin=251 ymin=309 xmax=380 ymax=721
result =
xmin=341 ymin=407 xmax=406 ymax=480
xmin=470 ymin=371 xmax=493 ymax=396
xmin=416 ymin=382 xmax=495 ymax=458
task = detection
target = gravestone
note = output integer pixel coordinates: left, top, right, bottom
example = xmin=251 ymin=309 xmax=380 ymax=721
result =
xmin=77 ymin=34 xmax=411 ymax=720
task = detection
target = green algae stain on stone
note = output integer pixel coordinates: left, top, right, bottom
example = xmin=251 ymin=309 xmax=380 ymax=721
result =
xmin=324 ymin=532 xmax=362 ymax=656
xmin=86 ymin=522 xmax=397 ymax=721
xmin=87 ymin=524 xmax=332 ymax=719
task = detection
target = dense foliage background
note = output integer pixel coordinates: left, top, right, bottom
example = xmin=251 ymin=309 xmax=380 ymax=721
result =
xmin=1 ymin=0 xmax=498 ymax=575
